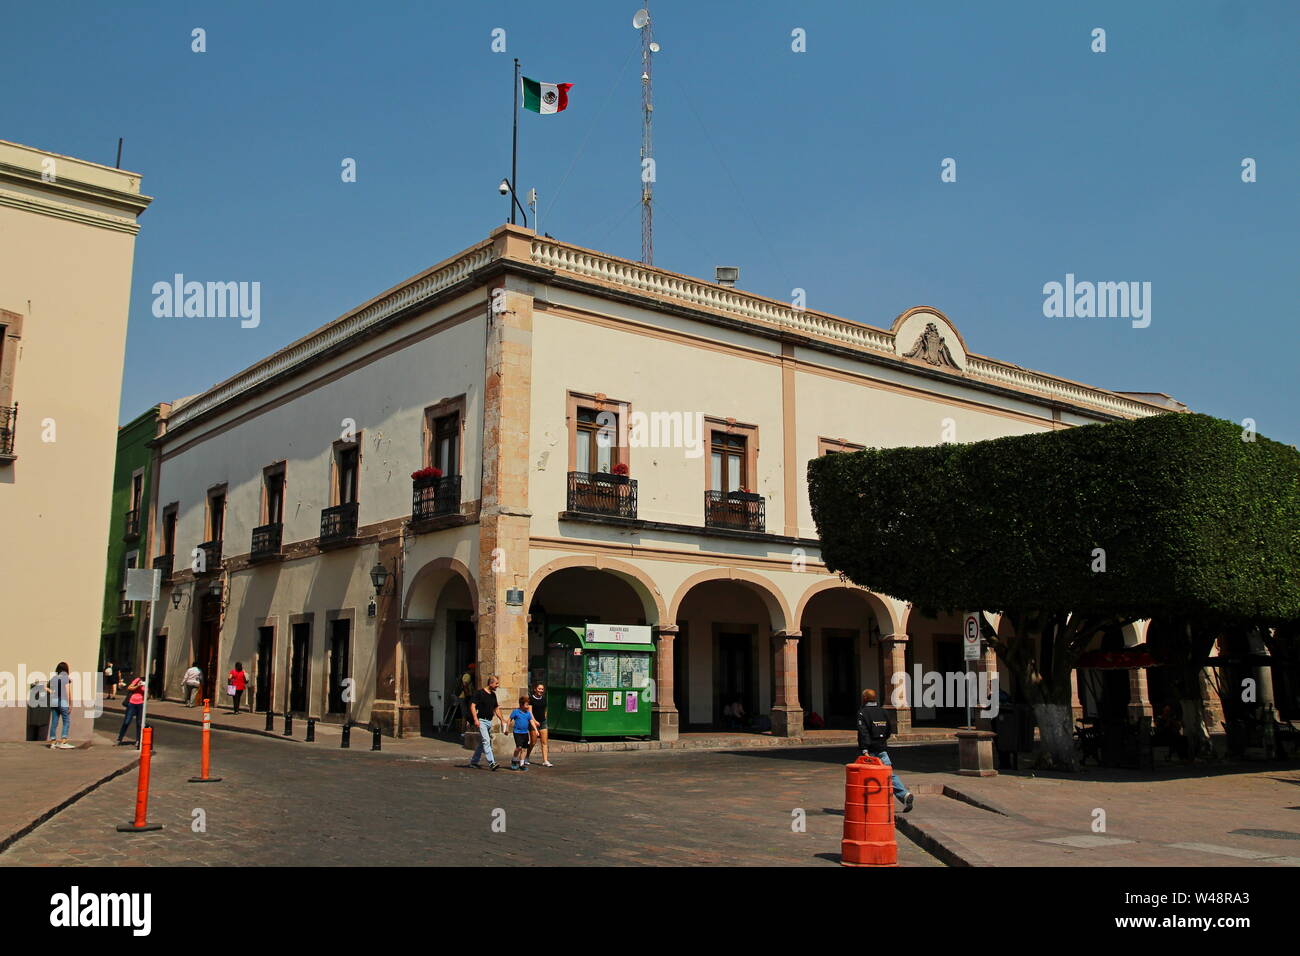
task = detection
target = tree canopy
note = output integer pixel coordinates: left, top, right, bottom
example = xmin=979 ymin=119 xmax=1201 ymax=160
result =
xmin=807 ymin=413 xmax=1300 ymax=625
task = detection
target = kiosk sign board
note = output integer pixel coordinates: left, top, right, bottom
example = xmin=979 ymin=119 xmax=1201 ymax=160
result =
xmin=585 ymin=624 xmax=652 ymax=645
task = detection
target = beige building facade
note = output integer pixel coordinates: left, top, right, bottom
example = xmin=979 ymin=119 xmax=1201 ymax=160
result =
xmin=148 ymin=224 xmax=1176 ymax=739
xmin=0 ymin=140 xmax=151 ymax=741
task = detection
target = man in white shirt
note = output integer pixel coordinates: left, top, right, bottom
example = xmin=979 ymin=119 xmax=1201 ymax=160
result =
xmin=182 ymin=663 xmax=203 ymax=708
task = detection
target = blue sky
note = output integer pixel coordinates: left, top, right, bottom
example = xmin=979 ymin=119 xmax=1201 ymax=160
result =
xmin=5 ymin=1 xmax=1297 ymax=443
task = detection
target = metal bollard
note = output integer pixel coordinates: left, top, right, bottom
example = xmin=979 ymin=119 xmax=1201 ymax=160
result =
xmin=371 ymin=725 xmax=381 ymax=751
xmin=283 ymin=712 xmax=294 ymax=737
xmin=305 ymin=718 xmax=316 ymax=743
xmin=341 ymin=722 xmax=351 ymax=749
xmin=265 ymin=710 xmax=274 ymax=732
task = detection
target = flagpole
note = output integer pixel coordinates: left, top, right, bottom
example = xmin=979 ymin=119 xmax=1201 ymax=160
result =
xmin=511 ymin=57 xmax=520 ymax=225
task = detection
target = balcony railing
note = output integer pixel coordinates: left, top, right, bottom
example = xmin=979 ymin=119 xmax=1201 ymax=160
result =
xmin=412 ymin=474 xmax=462 ymax=522
xmin=118 ymin=595 xmax=134 ymax=618
xmin=153 ymin=553 xmax=174 ymax=584
xmin=704 ymin=490 xmax=765 ymax=533
xmin=251 ymin=522 xmax=283 ymax=560
xmin=0 ymin=404 xmax=15 ymax=457
xmin=567 ymin=471 xmax=638 ymax=519
xmin=124 ymin=508 xmax=141 ymax=539
xmin=197 ymin=539 xmax=223 ymax=574
xmin=320 ymin=501 xmax=359 ymax=546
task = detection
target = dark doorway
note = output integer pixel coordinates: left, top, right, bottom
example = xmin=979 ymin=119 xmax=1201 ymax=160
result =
xmin=148 ymin=634 xmax=166 ymax=699
xmin=289 ymin=622 xmax=311 ymax=715
xmin=716 ymin=632 xmax=754 ymax=726
xmin=934 ymin=638 xmax=965 ymax=725
xmin=197 ymin=595 xmax=221 ymax=703
xmin=451 ymin=618 xmax=475 ymax=693
xmin=255 ymin=626 xmax=274 ymax=713
xmin=327 ymin=619 xmax=351 ymax=716
xmin=674 ymin=622 xmax=691 ymax=728
xmin=823 ymin=631 xmax=859 ymax=727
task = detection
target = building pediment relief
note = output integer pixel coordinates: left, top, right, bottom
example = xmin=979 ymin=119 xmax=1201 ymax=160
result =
xmin=891 ymin=308 xmax=967 ymax=373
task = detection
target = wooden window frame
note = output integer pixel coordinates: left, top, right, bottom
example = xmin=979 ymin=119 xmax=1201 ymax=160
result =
xmin=160 ymin=503 xmax=179 ymax=557
xmin=704 ymin=417 xmax=759 ymax=493
xmin=330 ymin=436 xmax=362 ymax=507
xmin=261 ymin=461 xmax=287 ymax=525
xmin=206 ymin=485 xmax=228 ymax=542
xmin=566 ymin=391 xmax=631 ymax=475
xmin=422 ymin=395 xmax=466 ymax=476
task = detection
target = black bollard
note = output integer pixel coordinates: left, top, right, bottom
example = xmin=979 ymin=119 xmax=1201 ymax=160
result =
xmin=305 ymin=718 xmax=316 ymax=743
xmin=371 ymin=725 xmax=381 ymax=752
xmin=283 ymin=712 xmax=293 ymax=737
xmin=341 ymin=723 xmax=351 ymax=749
xmin=264 ymin=710 xmax=274 ymax=732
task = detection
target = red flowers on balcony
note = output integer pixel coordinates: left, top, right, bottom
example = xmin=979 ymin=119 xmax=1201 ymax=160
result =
xmin=410 ymin=466 xmax=444 ymax=481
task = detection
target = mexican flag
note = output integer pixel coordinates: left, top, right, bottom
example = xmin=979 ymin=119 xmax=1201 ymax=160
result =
xmin=521 ymin=76 xmax=573 ymax=114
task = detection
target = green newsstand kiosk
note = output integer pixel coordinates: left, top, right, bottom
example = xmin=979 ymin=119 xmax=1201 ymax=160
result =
xmin=546 ymin=624 xmax=655 ymax=739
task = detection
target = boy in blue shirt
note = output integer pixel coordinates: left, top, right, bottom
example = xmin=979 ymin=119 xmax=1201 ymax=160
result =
xmin=509 ymin=697 xmax=540 ymax=771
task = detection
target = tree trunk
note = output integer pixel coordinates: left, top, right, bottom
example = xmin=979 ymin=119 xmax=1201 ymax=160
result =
xmin=1032 ymin=701 xmax=1079 ymax=771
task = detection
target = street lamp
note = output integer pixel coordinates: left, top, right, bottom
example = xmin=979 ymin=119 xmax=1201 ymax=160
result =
xmin=369 ymin=562 xmax=390 ymax=595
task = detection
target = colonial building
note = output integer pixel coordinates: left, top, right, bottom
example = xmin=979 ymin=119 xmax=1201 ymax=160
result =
xmin=99 ymin=404 xmax=171 ymax=687
xmin=149 ymin=225 xmax=1178 ymax=739
xmin=0 ymin=140 xmax=151 ymax=741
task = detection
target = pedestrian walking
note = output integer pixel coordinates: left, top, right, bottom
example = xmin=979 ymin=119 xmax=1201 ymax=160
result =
xmin=509 ymin=696 xmax=540 ymax=771
xmin=467 ymin=674 xmax=502 ymax=771
xmin=116 ymin=674 xmax=145 ymax=746
xmin=47 ymin=662 xmax=74 ymax=749
xmin=182 ymin=662 xmax=203 ymax=708
xmin=525 ymin=680 xmax=553 ymax=767
xmin=103 ymin=660 xmax=117 ymax=700
xmin=857 ymin=688 xmax=914 ymax=813
xmin=227 ymin=662 xmax=248 ymax=714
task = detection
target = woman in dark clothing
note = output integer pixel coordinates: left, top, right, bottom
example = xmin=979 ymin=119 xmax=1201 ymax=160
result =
xmin=526 ymin=681 xmax=552 ymax=768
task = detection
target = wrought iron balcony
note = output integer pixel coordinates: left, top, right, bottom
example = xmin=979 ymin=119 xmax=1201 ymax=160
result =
xmin=197 ymin=539 xmax=223 ymax=574
xmin=153 ymin=553 xmax=174 ymax=583
xmin=251 ymin=522 xmax=283 ymax=561
xmin=0 ymin=404 xmax=15 ymax=457
xmin=124 ymin=508 xmax=141 ymax=539
xmin=320 ymin=501 xmax=359 ymax=546
xmin=412 ymin=474 xmax=462 ymax=522
xmin=118 ymin=595 xmax=134 ymax=618
xmin=704 ymin=490 xmax=765 ymax=533
xmin=567 ymin=471 xmax=638 ymax=519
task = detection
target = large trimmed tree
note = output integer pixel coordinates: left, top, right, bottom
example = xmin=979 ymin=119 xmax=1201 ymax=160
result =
xmin=808 ymin=413 xmax=1300 ymax=769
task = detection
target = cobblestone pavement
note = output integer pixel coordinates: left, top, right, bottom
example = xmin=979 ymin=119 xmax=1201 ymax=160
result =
xmin=0 ymin=717 xmax=940 ymax=867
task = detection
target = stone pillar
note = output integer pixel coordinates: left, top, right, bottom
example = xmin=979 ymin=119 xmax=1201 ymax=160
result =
xmin=1128 ymin=666 xmax=1153 ymax=719
xmin=1201 ymin=639 xmax=1225 ymax=731
xmin=955 ymin=729 xmax=997 ymax=776
xmin=652 ymin=623 xmax=679 ymax=742
xmin=770 ymin=630 xmax=803 ymax=737
xmin=475 ymin=226 xmax=535 ymax=703
xmin=881 ymin=633 xmax=910 ymax=734
xmin=370 ymin=532 xmax=405 ymax=736
xmin=1070 ymin=668 xmax=1084 ymax=721
xmin=975 ymin=643 xmax=999 ymax=731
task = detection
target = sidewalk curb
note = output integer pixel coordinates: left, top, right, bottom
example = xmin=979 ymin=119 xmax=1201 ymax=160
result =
xmin=0 ymin=754 xmax=140 ymax=855
xmin=104 ymin=704 xmax=308 ymax=745
xmin=895 ymin=814 xmax=994 ymax=867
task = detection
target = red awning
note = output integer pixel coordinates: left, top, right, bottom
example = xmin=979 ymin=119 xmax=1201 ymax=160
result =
xmin=1077 ymin=648 xmax=1161 ymax=670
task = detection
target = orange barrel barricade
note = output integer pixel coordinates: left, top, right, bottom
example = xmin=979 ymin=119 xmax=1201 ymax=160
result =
xmin=116 ymin=726 xmax=163 ymax=832
xmin=841 ymin=754 xmax=897 ymax=866
xmin=188 ymin=699 xmax=223 ymax=783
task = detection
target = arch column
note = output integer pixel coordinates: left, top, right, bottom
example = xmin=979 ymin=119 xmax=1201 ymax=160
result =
xmin=1128 ymin=668 xmax=1153 ymax=719
xmin=881 ymin=633 xmax=910 ymax=733
xmin=771 ymin=629 xmax=803 ymax=737
xmin=652 ymin=623 xmax=679 ymax=742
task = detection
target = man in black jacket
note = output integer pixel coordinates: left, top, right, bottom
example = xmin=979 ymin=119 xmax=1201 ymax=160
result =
xmin=857 ymin=689 xmax=914 ymax=813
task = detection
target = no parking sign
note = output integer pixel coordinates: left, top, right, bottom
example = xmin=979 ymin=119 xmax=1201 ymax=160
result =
xmin=963 ymin=613 xmax=982 ymax=661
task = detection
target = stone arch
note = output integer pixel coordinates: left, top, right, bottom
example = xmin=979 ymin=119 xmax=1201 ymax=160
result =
xmin=526 ymin=554 xmax=667 ymax=626
xmin=794 ymin=578 xmax=902 ymax=634
xmin=668 ymin=567 xmax=792 ymax=633
xmin=1121 ymin=620 xmax=1151 ymax=647
xmin=402 ymin=556 xmax=479 ymax=620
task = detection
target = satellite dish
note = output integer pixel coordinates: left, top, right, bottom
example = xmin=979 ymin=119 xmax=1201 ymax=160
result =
xmin=632 ymin=9 xmax=650 ymax=29
xmin=649 ymin=41 xmax=661 ymax=52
